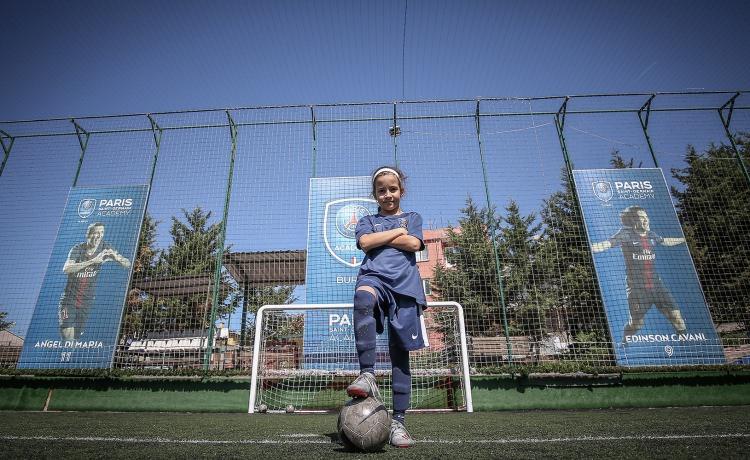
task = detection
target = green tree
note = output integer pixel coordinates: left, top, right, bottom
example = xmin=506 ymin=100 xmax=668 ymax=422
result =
xmin=159 ymin=207 xmax=222 ymax=276
xmin=609 ymin=149 xmax=642 ymax=169
xmin=238 ymin=286 xmax=299 ymax=346
xmin=432 ymin=197 xmax=504 ymax=337
xmin=671 ymin=135 xmax=750 ymax=324
xmin=148 ymin=207 xmax=232 ymax=333
xmin=120 ymin=213 xmax=159 ymax=340
xmin=0 ymin=310 xmax=14 ymax=332
xmin=498 ymin=200 xmax=549 ymax=358
xmin=537 ymin=169 xmax=609 ymax=344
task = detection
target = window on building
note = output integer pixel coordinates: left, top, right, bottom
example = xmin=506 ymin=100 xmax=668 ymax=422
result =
xmin=444 ymin=247 xmax=460 ymax=267
xmin=422 ymin=279 xmax=432 ymax=296
xmin=416 ymin=246 xmax=429 ymax=262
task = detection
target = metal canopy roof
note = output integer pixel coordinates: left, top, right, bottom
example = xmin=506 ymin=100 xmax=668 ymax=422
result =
xmin=223 ymin=250 xmax=306 ymax=287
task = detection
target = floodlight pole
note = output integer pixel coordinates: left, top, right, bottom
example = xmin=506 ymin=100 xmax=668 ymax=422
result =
xmin=475 ymin=100 xmax=514 ymax=363
xmin=0 ymin=129 xmax=14 ymax=177
xmin=71 ymin=118 xmax=90 ymax=187
xmin=204 ymin=110 xmax=239 ymax=370
xmin=718 ymin=92 xmax=750 ymax=186
xmin=637 ymin=94 xmax=659 ymax=168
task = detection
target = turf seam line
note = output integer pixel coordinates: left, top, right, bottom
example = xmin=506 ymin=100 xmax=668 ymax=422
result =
xmin=2 ymin=433 xmax=749 ymax=445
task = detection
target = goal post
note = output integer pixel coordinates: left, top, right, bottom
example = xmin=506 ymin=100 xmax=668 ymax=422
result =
xmin=248 ymin=302 xmax=473 ymax=413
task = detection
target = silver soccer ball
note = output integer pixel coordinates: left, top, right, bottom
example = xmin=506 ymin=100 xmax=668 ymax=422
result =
xmin=337 ymin=397 xmax=390 ymax=452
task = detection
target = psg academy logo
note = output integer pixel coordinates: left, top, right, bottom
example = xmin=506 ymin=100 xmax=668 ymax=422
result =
xmin=77 ymin=199 xmax=97 ymax=219
xmin=323 ymin=198 xmax=377 ymax=267
xmin=592 ymin=180 xmax=613 ymax=203
xmin=335 ymin=204 xmax=371 ymax=238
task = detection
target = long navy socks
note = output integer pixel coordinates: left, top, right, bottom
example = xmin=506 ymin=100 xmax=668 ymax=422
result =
xmin=353 ymin=288 xmax=411 ymax=417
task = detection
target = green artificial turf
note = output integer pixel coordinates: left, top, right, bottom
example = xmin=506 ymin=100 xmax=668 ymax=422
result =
xmin=1 ymin=406 xmax=748 ymax=459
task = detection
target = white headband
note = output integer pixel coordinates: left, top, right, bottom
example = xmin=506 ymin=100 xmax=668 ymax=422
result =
xmin=372 ymin=167 xmax=400 ymax=183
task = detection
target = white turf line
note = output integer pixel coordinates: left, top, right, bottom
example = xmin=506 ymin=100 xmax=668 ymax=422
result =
xmin=2 ymin=434 xmax=749 ymax=445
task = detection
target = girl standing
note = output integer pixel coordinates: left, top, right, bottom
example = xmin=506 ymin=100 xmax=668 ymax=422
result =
xmin=346 ymin=166 xmax=428 ymax=448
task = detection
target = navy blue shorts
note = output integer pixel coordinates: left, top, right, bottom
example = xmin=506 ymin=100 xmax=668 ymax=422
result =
xmin=356 ymin=277 xmax=429 ymax=351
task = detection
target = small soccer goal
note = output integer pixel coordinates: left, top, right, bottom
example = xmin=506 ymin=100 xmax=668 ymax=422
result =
xmin=248 ymin=302 xmax=473 ymax=413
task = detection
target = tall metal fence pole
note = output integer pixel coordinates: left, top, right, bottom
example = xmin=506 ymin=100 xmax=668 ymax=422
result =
xmin=474 ymin=100 xmax=514 ymax=361
xmin=70 ymin=119 xmax=90 ymax=187
xmin=391 ymin=103 xmax=399 ymax=165
xmin=553 ymin=96 xmax=612 ymax=352
xmin=0 ymin=129 xmax=14 ymax=177
xmin=637 ymin=94 xmax=660 ymax=168
xmin=310 ymin=105 xmax=318 ymax=178
xmin=718 ymin=92 xmax=750 ymax=186
xmin=146 ymin=114 xmax=164 ymax=193
xmin=204 ymin=111 xmax=239 ymax=370
xmin=113 ymin=115 xmax=164 ymax=368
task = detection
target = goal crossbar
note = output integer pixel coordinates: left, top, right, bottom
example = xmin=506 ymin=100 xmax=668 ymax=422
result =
xmin=248 ymin=301 xmax=473 ymax=413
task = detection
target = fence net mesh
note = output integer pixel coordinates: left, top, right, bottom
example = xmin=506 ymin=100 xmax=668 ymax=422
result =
xmin=0 ymin=92 xmax=748 ymax=371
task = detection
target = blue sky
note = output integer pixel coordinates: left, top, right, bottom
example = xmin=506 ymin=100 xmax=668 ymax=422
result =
xmin=2 ymin=1 xmax=749 ymax=338
xmin=3 ymin=0 xmax=749 ymax=119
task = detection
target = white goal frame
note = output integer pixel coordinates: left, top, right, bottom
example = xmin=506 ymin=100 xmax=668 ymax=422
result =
xmin=248 ymin=301 xmax=473 ymax=413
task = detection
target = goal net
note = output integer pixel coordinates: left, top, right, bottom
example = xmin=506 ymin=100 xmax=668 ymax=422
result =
xmin=248 ymin=302 xmax=473 ymax=413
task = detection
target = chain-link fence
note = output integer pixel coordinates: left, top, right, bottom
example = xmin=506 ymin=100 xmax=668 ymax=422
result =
xmin=0 ymin=91 xmax=748 ymax=373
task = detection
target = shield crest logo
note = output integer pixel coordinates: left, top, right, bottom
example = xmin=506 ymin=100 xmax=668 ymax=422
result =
xmin=77 ymin=198 xmax=97 ymax=219
xmin=592 ymin=180 xmax=613 ymax=202
xmin=323 ymin=198 xmax=377 ymax=267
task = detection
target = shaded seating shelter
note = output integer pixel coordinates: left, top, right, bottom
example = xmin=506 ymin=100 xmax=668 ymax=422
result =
xmin=222 ymin=250 xmax=306 ymax=345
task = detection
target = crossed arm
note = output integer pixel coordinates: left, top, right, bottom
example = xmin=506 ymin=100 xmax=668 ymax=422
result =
xmin=358 ymin=227 xmax=422 ymax=253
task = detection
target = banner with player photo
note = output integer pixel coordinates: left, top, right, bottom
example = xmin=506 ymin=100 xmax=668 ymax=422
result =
xmin=304 ymin=177 xmax=386 ymax=370
xmin=18 ymin=185 xmax=148 ymax=369
xmin=573 ymin=168 xmax=725 ymax=366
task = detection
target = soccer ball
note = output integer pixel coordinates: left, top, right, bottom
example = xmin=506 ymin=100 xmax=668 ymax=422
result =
xmin=285 ymin=404 xmax=295 ymax=413
xmin=337 ymin=397 xmax=390 ymax=452
xmin=256 ymin=404 xmax=268 ymax=413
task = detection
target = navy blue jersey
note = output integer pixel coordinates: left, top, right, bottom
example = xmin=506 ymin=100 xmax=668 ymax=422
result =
xmin=609 ymin=228 xmax=664 ymax=289
xmin=355 ymin=211 xmax=426 ymax=305
xmin=60 ymin=242 xmax=113 ymax=310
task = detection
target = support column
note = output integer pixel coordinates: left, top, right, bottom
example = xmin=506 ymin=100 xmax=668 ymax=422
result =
xmin=71 ymin=119 xmax=90 ymax=186
xmin=553 ymin=96 xmax=612 ymax=351
xmin=390 ymin=103 xmax=400 ymax=165
xmin=475 ymin=100 xmax=513 ymax=362
xmin=146 ymin=114 xmax=163 ymax=189
xmin=204 ymin=111 xmax=239 ymax=370
xmin=718 ymin=92 xmax=750 ymax=186
xmin=310 ymin=105 xmax=318 ymax=178
xmin=637 ymin=94 xmax=659 ymax=168
xmin=0 ymin=129 xmax=14 ymax=177
xmin=240 ymin=279 xmax=250 ymax=347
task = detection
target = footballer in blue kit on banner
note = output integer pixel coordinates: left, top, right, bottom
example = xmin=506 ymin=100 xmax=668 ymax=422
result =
xmin=305 ymin=177 xmax=386 ymax=370
xmin=573 ymin=169 xmax=724 ymax=366
xmin=18 ymin=185 xmax=148 ymax=369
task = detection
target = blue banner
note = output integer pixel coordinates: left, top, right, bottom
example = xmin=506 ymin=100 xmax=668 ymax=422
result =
xmin=304 ymin=177 xmax=386 ymax=370
xmin=573 ymin=169 xmax=724 ymax=366
xmin=18 ymin=185 xmax=148 ymax=369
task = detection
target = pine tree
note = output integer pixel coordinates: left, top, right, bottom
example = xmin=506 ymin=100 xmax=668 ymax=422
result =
xmin=609 ymin=149 xmax=642 ymax=169
xmin=140 ymin=207 xmax=230 ymax=333
xmin=159 ymin=208 xmax=222 ymax=276
xmin=120 ymin=213 xmax=159 ymax=340
xmin=497 ymin=200 xmax=550 ymax=359
xmin=671 ymin=135 xmax=750 ymax=324
xmin=0 ymin=310 xmax=14 ymax=332
xmin=432 ymin=197 xmax=505 ymax=337
xmin=537 ymin=169 xmax=609 ymax=343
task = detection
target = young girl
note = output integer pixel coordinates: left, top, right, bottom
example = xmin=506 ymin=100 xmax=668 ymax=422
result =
xmin=347 ymin=166 xmax=428 ymax=448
